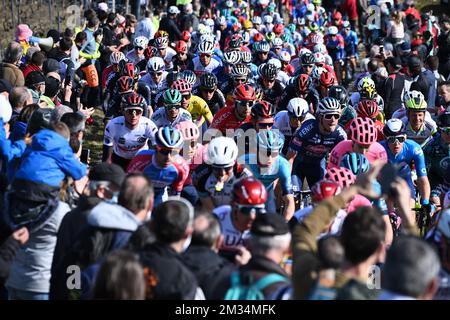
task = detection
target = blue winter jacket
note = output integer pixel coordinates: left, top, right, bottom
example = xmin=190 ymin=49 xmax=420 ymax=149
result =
xmin=14 ymin=129 xmax=87 ymax=187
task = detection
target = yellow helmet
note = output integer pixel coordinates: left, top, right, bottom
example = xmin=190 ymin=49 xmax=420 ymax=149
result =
xmin=243 ymin=20 xmax=253 ymax=29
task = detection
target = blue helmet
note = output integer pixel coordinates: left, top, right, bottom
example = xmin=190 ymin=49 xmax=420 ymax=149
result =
xmin=155 ymin=126 xmax=184 ymax=149
xmin=257 ymin=130 xmax=285 ymax=152
xmin=340 ymin=152 xmax=370 ymax=176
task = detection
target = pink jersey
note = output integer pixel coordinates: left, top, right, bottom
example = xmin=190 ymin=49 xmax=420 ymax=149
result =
xmin=346 ymin=194 xmax=372 ymax=213
xmin=328 ymin=140 xmax=387 ymax=169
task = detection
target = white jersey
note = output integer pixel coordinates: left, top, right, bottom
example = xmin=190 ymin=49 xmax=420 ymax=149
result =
xmin=162 ymin=47 xmax=176 ymax=70
xmin=277 ymin=70 xmax=291 ymax=86
xmin=139 ymin=72 xmax=168 ymax=95
xmin=274 ymin=110 xmax=315 ymax=137
xmin=151 ymin=107 xmax=192 ymax=127
xmin=191 ymin=56 xmax=221 ymax=79
xmin=213 ymin=205 xmax=249 ymax=252
xmin=126 ymin=50 xmax=145 ymax=65
xmin=104 ymin=116 xmax=157 ymax=159
xmin=293 ymin=205 xmax=347 ymax=237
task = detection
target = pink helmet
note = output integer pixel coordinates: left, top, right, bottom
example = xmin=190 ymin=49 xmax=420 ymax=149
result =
xmin=349 ymin=117 xmax=377 ymax=146
xmin=325 ymin=167 xmax=356 ymax=188
xmin=175 ymin=120 xmax=200 ymax=141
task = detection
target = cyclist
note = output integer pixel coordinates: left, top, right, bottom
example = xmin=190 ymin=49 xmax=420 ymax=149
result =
xmin=127 ymin=126 xmax=189 ymax=206
xmin=220 ymin=63 xmax=251 ymax=101
xmin=103 ymin=92 xmax=157 ymax=170
xmin=151 ymin=89 xmax=192 ymax=127
xmin=295 ymin=52 xmax=316 ymax=76
xmin=274 ymin=97 xmax=315 ymax=155
xmin=139 ymin=56 xmax=168 ymax=106
xmin=188 ymin=40 xmax=222 ymax=78
xmin=287 ymin=97 xmax=347 ymax=188
xmin=341 ymin=21 xmax=358 ymax=76
xmin=192 ymin=72 xmax=226 ymax=115
xmin=154 ymin=35 xmax=176 ymax=71
xmin=328 ymin=117 xmax=387 ymax=169
xmin=126 ymin=36 xmax=149 ymax=65
xmin=355 ymin=99 xmax=385 ymax=141
xmin=257 ymin=63 xmax=286 ymax=107
xmin=252 ymin=41 xmax=271 ymax=66
xmin=172 ymin=40 xmax=194 ymax=72
xmin=325 ymin=26 xmax=345 ymax=82
xmin=210 ymin=84 xmax=255 ymax=134
xmin=102 ymin=51 xmax=126 ymax=91
xmin=278 ymin=73 xmax=320 ymax=113
xmin=317 ymin=70 xmax=336 ymax=99
xmin=239 ymin=130 xmax=295 ymax=220
xmin=279 ymin=50 xmax=295 ymax=76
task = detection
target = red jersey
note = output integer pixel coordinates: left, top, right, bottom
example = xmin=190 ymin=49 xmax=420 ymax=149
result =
xmin=210 ymin=105 xmax=251 ymax=135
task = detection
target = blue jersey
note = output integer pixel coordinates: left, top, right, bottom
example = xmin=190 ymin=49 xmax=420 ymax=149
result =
xmin=238 ymin=154 xmax=293 ymax=195
xmin=379 ymin=139 xmax=427 ymax=177
xmin=289 ymin=119 xmax=347 ymax=163
xmin=342 ymin=30 xmax=358 ymax=56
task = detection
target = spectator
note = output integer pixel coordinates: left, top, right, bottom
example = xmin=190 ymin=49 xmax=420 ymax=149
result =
xmin=179 ymin=4 xmax=199 ymax=33
xmin=0 ymin=42 xmax=25 ymax=87
xmin=437 ymin=17 xmax=450 ymax=79
xmin=159 ymin=6 xmax=182 ymax=43
xmin=383 ymin=56 xmax=406 ymax=119
xmin=25 ymin=71 xmax=46 ymax=104
xmin=135 ymin=10 xmax=157 ymax=40
xmin=9 ymin=87 xmax=32 ymax=119
xmin=22 ymin=51 xmax=45 ymax=79
xmin=408 ymin=55 xmax=434 ymax=108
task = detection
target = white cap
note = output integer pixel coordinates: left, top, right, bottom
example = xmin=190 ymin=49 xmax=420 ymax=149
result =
xmin=98 ymin=2 xmax=108 ymax=12
xmin=168 ymin=6 xmax=180 ymax=14
xmin=0 ymin=95 xmax=13 ymax=123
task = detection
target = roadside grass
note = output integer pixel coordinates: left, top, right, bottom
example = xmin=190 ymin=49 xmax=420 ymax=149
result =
xmin=83 ymin=109 xmax=105 ymax=166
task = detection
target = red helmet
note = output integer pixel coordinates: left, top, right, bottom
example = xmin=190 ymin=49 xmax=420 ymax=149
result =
xmin=251 ymin=100 xmax=274 ymax=119
xmin=171 ymin=79 xmax=192 ymax=93
xmin=297 ymin=74 xmax=311 ymax=92
xmin=122 ymin=92 xmax=145 ymax=110
xmin=175 ymin=40 xmax=188 ymax=53
xmin=233 ymin=84 xmax=256 ymax=101
xmin=181 ymin=31 xmax=191 ymax=42
xmin=121 ymin=62 xmax=139 ymax=80
xmin=254 ymin=33 xmax=264 ymax=42
xmin=349 ymin=117 xmax=377 ymax=145
xmin=333 ymin=11 xmax=342 ymax=20
xmin=325 ymin=167 xmax=356 ymax=188
xmin=273 ymin=24 xmax=284 ymax=35
xmin=118 ymin=76 xmax=134 ymax=93
xmin=319 ymin=71 xmax=335 ymax=87
xmin=144 ymin=46 xmax=158 ymax=60
xmin=357 ymin=99 xmax=379 ymax=119
xmin=311 ymin=179 xmax=342 ymax=203
xmin=232 ymin=177 xmax=267 ymax=205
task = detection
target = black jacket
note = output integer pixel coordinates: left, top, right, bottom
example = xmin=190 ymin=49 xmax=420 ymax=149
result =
xmin=183 ymin=245 xmax=236 ymax=299
xmin=383 ymin=72 xmax=406 ymax=119
xmin=0 ymin=236 xmax=20 ymax=286
xmin=159 ymin=17 xmax=182 ymax=42
xmin=139 ymin=242 xmax=199 ymax=300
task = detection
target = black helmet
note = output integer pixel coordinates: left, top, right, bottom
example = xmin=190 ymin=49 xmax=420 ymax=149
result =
xmin=166 ymin=71 xmax=181 ymax=88
xmin=27 ymin=108 xmax=53 ymax=135
xmin=260 ymin=63 xmax=278 ymax=80
xmin=328 ymin=85 xmax=349 ymax=105
xmin=437 ymin=112 xmax=450 ymax=128
xmin=301 ymin=52 xmax=315 ymax=65
xmin=200 ymin=72 xmax=218 ymax=89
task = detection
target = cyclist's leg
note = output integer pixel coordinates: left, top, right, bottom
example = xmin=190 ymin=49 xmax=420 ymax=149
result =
xmin=111 ymin=153 xmax=132 ymax=172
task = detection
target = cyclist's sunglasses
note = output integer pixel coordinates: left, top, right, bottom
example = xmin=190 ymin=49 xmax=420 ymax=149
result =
xmin=165 ymin=104 xmax=181 ymax=110
xmin=237 ymin=100 xmax=254 ymax=107
xmin=201 ymin=87 xmax=215 ymax=93
xmin=288 ymin=112 xmax=305 ymax=121
xmin=201 ymin=53 xmax=212 ymax=58
xmin=151 ymin=71 xmax=163 ymax=76
xmin=234 ymin=78 xmax=247 ymax=83
xmin=135 ymin=46 xmax=144 ymax=51
xmin=257 ymin=122 xmax=274 ymax=129
xmin=386 ymin=135 xmax=406 ymax=144
xmin=157 ymin=147 xmax=174 ymax=155
xmin=304 ymin=64 xmax=314 ymax=69
xmin=323 ymin=113 xmax=340 ymax=120
xmin=125 ymin=108 xmax=143 ymax=115
xmin=237 ymin=205 xmax=266 ymax=215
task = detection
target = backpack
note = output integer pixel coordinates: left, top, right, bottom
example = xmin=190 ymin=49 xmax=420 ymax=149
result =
xmin=224 ymin=272 xmax=289 ymax=300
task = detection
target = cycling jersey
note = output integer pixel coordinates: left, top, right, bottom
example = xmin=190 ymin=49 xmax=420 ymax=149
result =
xmin=278 ymin=84 xmax=320 ymax=113
xmin=346 ymin=194 xmax=372 ymax=214
xmin=210 ymin=105 xmax=251 ymax=135
xmin=186 ymin=95 xmax=214 ymax=126
xmin=192 ymin=88 xmax=226 ymax=115
xmin=257 ymin=78 xmax=286 ymax=107
xmin=291 ymin=205 xmax=348 ymax=237
xmin=274 ymin=110 xmax=315 ymax=154
xmin=139 ymin=72 xmax=169 ymax=105
xmin=341 ymin=30 xmax=358 ymax=57
xmin=423 ymin=133 xmax=450 ymax=190
xmin=161 ymin=47 xmax=176 ymax=71
xmin=379 ymin=139 xmax=428 ymax=177
xmin=213 ymin=205 xmax=249 ymax=255
xmin=151 ymin=107 xmax=192 ymax=127
xmin=328 ymin=140 xmax=388 ymax=169
xmin=325 ymin=34 xmax=345 ymax=62
xmin=103 ymin=116 xmax=157 ymax=159
xmin=238 ymin=153 xmax=293 ymax=195
xmin=401 ymin=117 xmax=437 ymax=147
xmin=126 ymin=149 xmax=190 ymax=206
xmin=188 ymin=56 xmax=222 ymax=84
xmin=101 ymin=65 xmax=115 ymax=89
xmin=125 ymin=50 xmax=145 ymax=65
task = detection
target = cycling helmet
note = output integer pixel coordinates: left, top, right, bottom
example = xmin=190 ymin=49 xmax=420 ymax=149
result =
xmin=287 ymin=98 xmax=309 ymax=118
xmin=279 ymin=50 xmax=291 ymax=62
xmin=287 ymin=23 xmax=296 ymax=34
xmin=133 ymin=36 xmax=149 ymax=48
xmin=175 ymin=40 xmax=188 ymax=53
xmin=342 ymin=20 xmax=351 ymax=29
xmin=280 ymin=33 xmax=291 ymax=43
xmin=438 ymin=209 xmax=450 ymax=239
xmin=313 ymin=43 xmax=328 ymax=54
xmin=118 ymin=76 xmax=134 ymax=93
xmin=251 ymin=100 xmax=275 ymax=119
xmin=349 ymin=117 xmax=377 ymax=145
xmin=375 ymin=94 xmax=384 ymax=112
xmin=257 ymin=130 xmax=285 ymax=151
xmin=110 ymin=51 xmax=125 ymax=65
xmin=175 ymin=120 xmax=200 ymax=141
xmin=301 ymin=52 xmax=315 ymax=65
xmin=310 ymin=33 xmax=324 ymax=45
xmin=311 ymin=66 xmax=326 ymax=80
xmin=319 ymin=71 xmax=335 ymax=87
xmin=357 ymin=77 xmax=376 ymax=93
xmin=314 ymin=52 xmax=325 ymax=64
xmin=147 ymin=56 xmax=165 ymax=72
xmin=299 ymin=47 xmax=312 ymax=56
xmin=297 ymin=74 xmax=312 ymax=92
xmin=163 ymin=88 xmax=182 ymax=105
xmin=317 ymin=97 xmax=341 ymax=115
xmin=233 ymin=84 xmax=256 ymax=101
xmin=121 ymin=62 xmax=139 ymax=79
xmin=155 ymin=30 xmax=169 ymax=38
xmin=311 ymin=180 xmax=342 ymax=202
xmin=404 ymin=90 xmax=427 ymax=111
xmin=181 ymin=30 xmax=191 ymax=42
xmin=312 ymin=0 xmax=321 ymax=5
xmin=198 ymin=40 xmax=215 ymax=54
xmin=206 ymin=136 xmax=238 ymax=167
xmin=144 ymin=46 xmax=159 ymax=60
xmin=272 ymin=37 xmax=283 ymax=48
xmin=200 ymin=73 xmax=218 ymax=89
xmin=328 ymin=85 xmax=348 ymax=105
xmin=233 ymin=177 xmax=267 ymax=206
xmin=383 ymin=118 xmax=406 ymax=137
xmin=240 ymin=51 xmax=253 ymax=64
xmin=328 ymin=26 xmax=338 ymax=36
xmin=437 ymin=112 xmax=450 ymax=128
xmin=154 ymin=36 xmax=169 ymax=49
xmin=258 ymin=41 xmax=270 ymax=53
xmin=223 ymin=50 xmax=241 ymax=65
xmin=171 ymin=79 xmax=192 ymax=94
xmin=339 ymin=105 xmax=357 ymax=128
xmin=325 ymin=167 xmax=356 ymax=188
xmin=273 ymin=24 xmax=284 ymax=35
xmin=180 ymin=70 xmax=197 ymax=86
xmin=252 ymin=16 xmax=262 ymax=24
xmin=333 ymin=11 xmax=343 ymax=20
xmin=263 ymin=15 xmax=273 ymax=24
xmin=228 ymin=34 xmax=243 ymax=49
xmin=231 ymin=63 xmax=249 ymax=78
xmin=122 ymin=92 xmax=146 ymax=110
xmin=340 ymin=152 xmax=370 ymax=176
xmin=357 ymin=99 xmax=379 ymax=119
xmin=260 ymin=63 xmax=278 ymax=80
xmin=241 ymin=32 xmax=250 ymax=44
xmin=166 ymin=71 xmax=181 ymax=88
xmin=155 ymin=126 xmax=184 ymax=149
xmin=310 ymin=22 xmax=319 ymax=32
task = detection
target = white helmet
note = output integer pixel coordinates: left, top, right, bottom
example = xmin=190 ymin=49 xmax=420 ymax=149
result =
xmin=311 ymin=66 xmax=326 ymax=79
xmin=268 ymin=58 xmax=282 ymax=70
xmin=200 ymin=33 xmax=215 ymax=43
xmin=279 ymin=50 xmax=291 ymax=62
xmin=147 ymin=57 xmax=165 ymax=72
xmin=198 ymin=40 xmax=215 ymax=54
xmin=298 ymin=47 xmax=312 ymax=56
xmin=313 ymin=43 xmax=327 ymax=54
xmin=223 ymin=50 xmax=241 ymax=65
xmin=438 ymin=208 xmax=450 ymax=238
xmin=133 ymin=36 xmax=149 ymax=48
xmin=205 ymin=18 xmax=215 ymax=27
xmin=206 ymin=137 xmax=238 ymax=167
xmin=314 ymin=52 xmax=325 ymax=64
xmin=263 ymin=15 xmax=273 ymax=24
xmin=306 ymin=3 xmax=315 ymax=12
xmin=110 ymin=51 xmax=125 ymax=65
xmin=272 ymin=37 xmax=283 ymax=48
xmin=252 ymin=16 xmax=262 ymax=24
xmin=357 ymin=76 xmax=376 ymax=92
xmin=241 ymin=32 xmax=250 ymax=43
xmin=154 ymin=36 xmax=169 ymax=49
xmin=328 ymin=26 xmax=338 ymax=36
xmin=287 ymin=98 xmax=309 ymax=118
xmin=240 ymin=51 xmax=253 ymax=64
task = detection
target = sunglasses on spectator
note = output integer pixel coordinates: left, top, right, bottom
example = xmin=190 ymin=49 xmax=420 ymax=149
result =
xmin=237 ymin=100 xmax=254 ymax=107
xmin=237 ymin=205 xmax=266 ymax=215
xmin=201 ymin=53 xmax=212 ymax=58
xmin=323 ymin=113 xmax=340 ymax=120
xmin=442 ymin=127 xmax=450 ymax=135
xmin=386 ymin=135 xmax=406 ymax=144
xmin=165 ymin=104 xmax=181 ymax=110
xmin=125 ymin=108 xmax=143 ymax=115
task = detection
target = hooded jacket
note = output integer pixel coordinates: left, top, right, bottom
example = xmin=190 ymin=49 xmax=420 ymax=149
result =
xmin=0 ymin=62 xmax=25 ymax=87
xmin=14 ymin=129 xmax=86 ymax=187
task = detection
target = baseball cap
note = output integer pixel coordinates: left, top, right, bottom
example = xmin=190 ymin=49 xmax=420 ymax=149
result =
xmin=89 ymin=163 xmax=126 ymax=187
xmin=168 ymin=6 xmax=180 ymax=14
xmin=251 ymin=214 xmax=289 ymax=236
xmin=25 ymin=71 xmax=46 ymax=87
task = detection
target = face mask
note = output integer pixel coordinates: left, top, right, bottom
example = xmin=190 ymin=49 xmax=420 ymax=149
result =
xmin=105 ymin=191 xmax=119 ymax=204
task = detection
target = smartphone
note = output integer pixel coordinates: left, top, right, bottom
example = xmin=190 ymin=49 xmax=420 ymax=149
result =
xmin=378 ymin=163 xmax=399 ymax=196
xmin=80 ymin=148 xmax=90 ymax=165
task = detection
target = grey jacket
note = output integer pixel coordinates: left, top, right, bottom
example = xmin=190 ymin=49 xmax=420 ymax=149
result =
xmin=6 ymin=201 xmax=70 ymax=293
